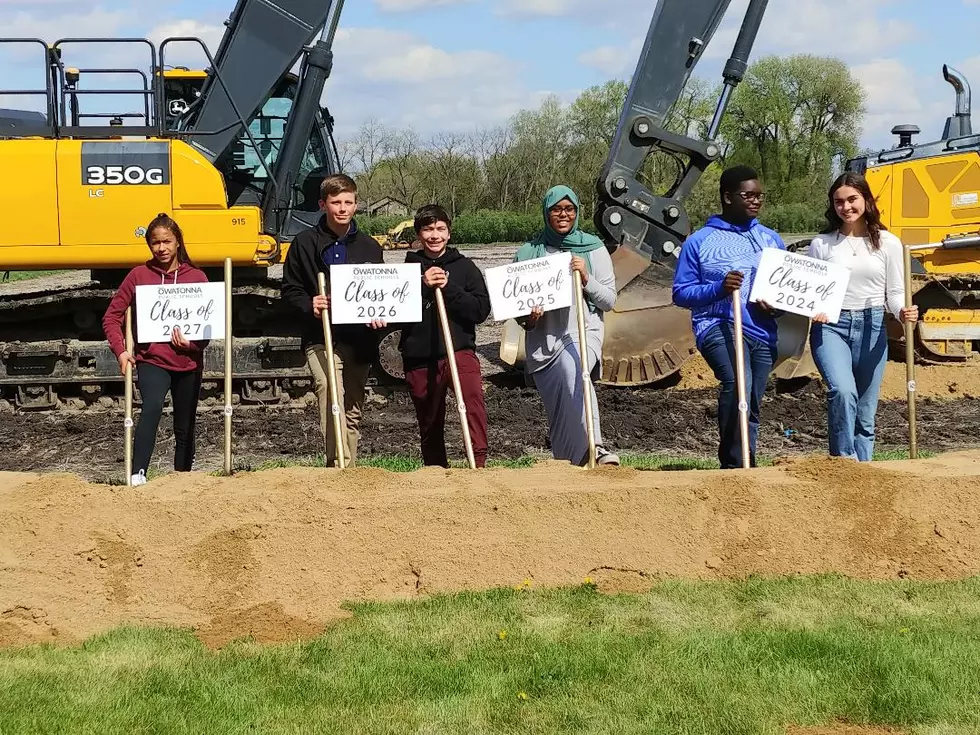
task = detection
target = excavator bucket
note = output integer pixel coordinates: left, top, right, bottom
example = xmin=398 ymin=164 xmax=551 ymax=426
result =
xmin=599 ymin=244 xmax=694 ymax=385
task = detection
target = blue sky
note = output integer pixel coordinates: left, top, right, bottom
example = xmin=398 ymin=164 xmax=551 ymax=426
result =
xmin=1 ymin=0 xmax=978 ymax=153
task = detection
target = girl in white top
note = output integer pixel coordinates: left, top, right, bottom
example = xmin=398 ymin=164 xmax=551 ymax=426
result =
xmin=808 ymin=172 xmax=918 ymax=461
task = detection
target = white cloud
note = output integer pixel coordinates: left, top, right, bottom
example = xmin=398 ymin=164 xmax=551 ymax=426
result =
xmin=323 ymin=26 xmax=542 ymax=136
xmin=850 ymin=58 xmax=935 ymax=147
xmin=576 ymin=39 xmax=641 ymax=77
xmin=340 ymin=28 xmax=515 ymax=84
xmin=146 ymin=19 xmax=224 ymax=68
xmin=0 ymin=7 xmax=134 ymax=40
xmin=754 ymin=0 xmax=916 ymax=59
xmin=958 ymin=55 xmax=980 ymax=83
xmin=496 ymin=0 xmax=650 ymax=26
xmin=496 ymin=0 xmax=577 ymax=16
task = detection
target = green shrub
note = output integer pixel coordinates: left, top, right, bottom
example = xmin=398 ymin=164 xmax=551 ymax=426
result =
xmin=758 ymin=202 xmax=825 ymax=233
xmin=356 ymin=203 xmax=822 ymax=245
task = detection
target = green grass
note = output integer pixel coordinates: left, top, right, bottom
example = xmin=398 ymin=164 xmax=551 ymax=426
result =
xmin=217 ymin=453 xmax=539 ymax=475
xmin=199 ymin=448 xmax=935 ymax=478
xmin=1 ymin=270 xmax=68 ymax=282
xmin=96 ymin=449 xmax=936 ymax=483
xmin=1 ymin=575 xmax=979 ymax=733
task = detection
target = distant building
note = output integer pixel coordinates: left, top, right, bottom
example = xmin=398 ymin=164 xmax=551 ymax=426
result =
xmin=357 ymin=195 xmax=410 ymax=217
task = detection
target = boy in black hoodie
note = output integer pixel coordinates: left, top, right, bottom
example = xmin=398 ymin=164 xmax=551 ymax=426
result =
xmin=280 ymin=173 xmax=385 ymax=467
xmin=399 ymin=204 xmax=491 ymax=468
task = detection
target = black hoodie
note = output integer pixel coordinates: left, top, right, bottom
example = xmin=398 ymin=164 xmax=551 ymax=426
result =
xmin=398 ymin=247 xmax=491 ymax=371
xmin=280 ymin=215 xmax=385 ymax=364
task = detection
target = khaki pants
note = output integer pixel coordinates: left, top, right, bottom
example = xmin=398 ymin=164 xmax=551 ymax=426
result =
xmin=305 ymin=343 xmax=371 ymax=467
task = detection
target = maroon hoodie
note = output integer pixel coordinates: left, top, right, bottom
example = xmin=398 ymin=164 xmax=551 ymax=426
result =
xmin=102 ymin=260 xmax=210 ymax=372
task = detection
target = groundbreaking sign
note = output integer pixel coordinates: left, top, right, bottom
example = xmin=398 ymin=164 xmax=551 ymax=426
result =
xmin=135 ymin=282 xmax=226 ymax=342
xmin=749 ymin=249 xmax=850 ymax=323
xmin=329 ymin=263 xmax=422 ymax=324
xmin=485 ymin=252 xmax=574 ymax=322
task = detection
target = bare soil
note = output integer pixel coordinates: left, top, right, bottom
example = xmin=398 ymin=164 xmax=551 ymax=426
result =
xmin=1 ymin=379 xmax=978 ymax=479
xmin=2 ymin=450 xmax=980 ymax=648
xmin=5 ymin=244 xmax=980 ymax=655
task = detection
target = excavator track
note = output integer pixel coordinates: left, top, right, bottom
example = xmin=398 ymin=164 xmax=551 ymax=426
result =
xmin=0 ymin=278 xmax=333 ymax=412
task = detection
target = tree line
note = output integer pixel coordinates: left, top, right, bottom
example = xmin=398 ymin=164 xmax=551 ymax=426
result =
xmin=339 ymin=54 xmax=867 ymax=236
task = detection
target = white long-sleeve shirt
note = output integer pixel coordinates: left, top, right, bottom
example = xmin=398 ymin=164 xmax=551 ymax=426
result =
xmin=807 ymin=229 xmax=905 ymax=318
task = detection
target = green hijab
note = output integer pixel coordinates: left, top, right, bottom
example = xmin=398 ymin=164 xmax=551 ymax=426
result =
xmin=515 ymin=185 xmax=604 ymax=262
xmin=515 ymin=185 xmax=604 ymax=311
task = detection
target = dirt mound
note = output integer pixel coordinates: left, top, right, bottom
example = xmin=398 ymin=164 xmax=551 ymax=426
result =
xmin=2 ymin=454 xmax=980 ymax=648
xmin=677 ymin=351 xmax=980 ymax=401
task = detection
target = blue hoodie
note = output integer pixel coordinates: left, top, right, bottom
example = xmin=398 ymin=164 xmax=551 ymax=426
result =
xmin=672 ymin=215 xmax=786 ymax=349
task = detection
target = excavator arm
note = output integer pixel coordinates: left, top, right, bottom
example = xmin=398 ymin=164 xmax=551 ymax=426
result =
xmin=172 ymin=0 xmax=346 ymax=238
xmin=182 ymin=0 xmax=336 ymax=165
xmin=590 ymin=0 xmax=769 ymax=385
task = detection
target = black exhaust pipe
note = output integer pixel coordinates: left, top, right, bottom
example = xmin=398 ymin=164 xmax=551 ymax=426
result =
xmin=942 ymin=64 xmax=972 ymax=138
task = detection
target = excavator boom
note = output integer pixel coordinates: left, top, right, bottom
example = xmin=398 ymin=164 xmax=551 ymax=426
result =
xmin=591 ymin=0 xmax=769 ymax=385
xmin=182 ymin=0 xmax=336 ymax=165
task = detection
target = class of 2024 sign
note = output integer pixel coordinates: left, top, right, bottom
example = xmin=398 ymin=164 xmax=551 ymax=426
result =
xmin=749 ymin=248 xmax=851 ymax=323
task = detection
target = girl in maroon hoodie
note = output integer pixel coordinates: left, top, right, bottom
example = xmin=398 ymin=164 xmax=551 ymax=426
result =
xmin=102 ymin=213 xmax=209 ymax=486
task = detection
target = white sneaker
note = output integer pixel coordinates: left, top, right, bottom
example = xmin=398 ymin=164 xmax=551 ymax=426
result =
xmin=130 ymin=470 xmax=147 ymax=486
xmin=596 ymin=447 xmax=620 ymax=465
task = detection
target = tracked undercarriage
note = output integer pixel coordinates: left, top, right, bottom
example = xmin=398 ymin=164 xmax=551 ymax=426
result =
xmin=0 ymin=272 xmax=415 ymax=412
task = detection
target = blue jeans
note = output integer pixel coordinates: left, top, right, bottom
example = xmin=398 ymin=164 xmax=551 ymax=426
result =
xmin=698 ymin=323 xmax=776 ymax=469
xmin=810 ymin=307 xmax=888 ymax=461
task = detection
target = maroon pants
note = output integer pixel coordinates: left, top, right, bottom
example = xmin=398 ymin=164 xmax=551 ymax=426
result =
xmin=404 ymin=350 xmax=488 ymax=468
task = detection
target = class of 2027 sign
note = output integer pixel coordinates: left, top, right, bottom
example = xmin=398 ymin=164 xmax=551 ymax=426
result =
xmin=135 ymin=283 xmax=226 ymax=342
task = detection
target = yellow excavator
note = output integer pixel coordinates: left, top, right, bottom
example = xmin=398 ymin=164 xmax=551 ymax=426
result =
xmin=373 ymin=219 xmax=417 ymax=250
xmin=0 ymin=0 xmax=350 ymax=409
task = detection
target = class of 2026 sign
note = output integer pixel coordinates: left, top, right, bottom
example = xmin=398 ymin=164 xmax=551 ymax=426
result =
xmin=329 ymin=263 xmax=423 ymax=324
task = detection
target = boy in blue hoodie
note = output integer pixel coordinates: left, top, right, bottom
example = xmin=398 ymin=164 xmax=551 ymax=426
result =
xmin=672 ymin=165 xmax=785 ymax=468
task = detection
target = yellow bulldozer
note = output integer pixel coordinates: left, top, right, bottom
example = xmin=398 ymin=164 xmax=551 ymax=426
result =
xmin=771 ymin=64 xmax=980 ymax=381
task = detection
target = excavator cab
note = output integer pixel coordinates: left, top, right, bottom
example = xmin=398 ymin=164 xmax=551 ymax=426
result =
xmin=160 ymin=62 xmax=341 ymax=231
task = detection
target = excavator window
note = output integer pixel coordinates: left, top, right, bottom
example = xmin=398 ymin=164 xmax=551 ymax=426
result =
xmin=224 ymin=88 xmax=331 ymax=199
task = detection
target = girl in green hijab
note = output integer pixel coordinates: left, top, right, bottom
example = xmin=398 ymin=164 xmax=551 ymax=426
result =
xmin=515 ymin=185 xmax=606 ymax=313
xmin=515 ymin=185 xmax=620 ymax=466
